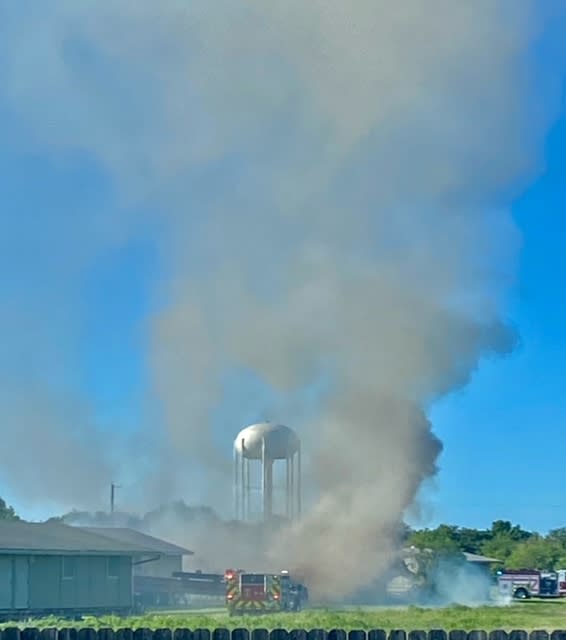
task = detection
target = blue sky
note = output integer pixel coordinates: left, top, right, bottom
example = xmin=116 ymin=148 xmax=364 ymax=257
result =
xmin=3 ymin=108 xmax=566 ymax=530
xmin=1 ymin=6 xmax=565 ymax=532
xmin=424 ymin=100 xmax=566 ymax=533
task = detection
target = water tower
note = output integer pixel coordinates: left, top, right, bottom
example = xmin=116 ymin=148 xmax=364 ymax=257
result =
xmin=233 ymin=422 xmax=301 ymax=522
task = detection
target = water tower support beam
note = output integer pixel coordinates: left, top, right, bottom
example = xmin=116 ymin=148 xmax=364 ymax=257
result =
xmin=261 ymin=436 xmax=274 ymax=520
xmin=245 ymin=458 xmax=250 ymax=520
xmin=297 ymin=444 xmax=302 ymax=518
xmin=241 ymin=438 xmax=247 ymax=520
xmin=285 ymin=456 xmax=291 ymax=519
xmin=290 ymin=453 xmax=295 ymax=519
xmin=234 ymin=448 xmax=240 ymax=520
xmin=264 ymin=458 xmax=273 ymax=519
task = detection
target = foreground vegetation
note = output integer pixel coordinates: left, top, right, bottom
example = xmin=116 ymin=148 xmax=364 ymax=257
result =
xmin=5 ymin=601 xmax=566 ymax=632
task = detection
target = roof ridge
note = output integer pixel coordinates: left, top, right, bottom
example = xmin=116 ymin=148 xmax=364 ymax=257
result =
xmin=79 ymin=526 xmax=193 ymax=556
xmin=0 ymin=519 xmax=162 ymax=555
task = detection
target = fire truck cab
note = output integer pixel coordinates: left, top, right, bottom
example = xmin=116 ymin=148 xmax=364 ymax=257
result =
xmin=225 ymin=568 xmax=308 ymax=615
xmin=497 ymin=569 xmax=566 ymax=599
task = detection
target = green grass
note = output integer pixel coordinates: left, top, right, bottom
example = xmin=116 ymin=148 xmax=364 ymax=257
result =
xmin=4 ymin=601 xmax=566 ymax=632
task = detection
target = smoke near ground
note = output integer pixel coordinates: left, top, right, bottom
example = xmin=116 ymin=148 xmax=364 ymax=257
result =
xmin=425 ymin=556 xmax=494 ymax=608
xmin=62 ymin=504 xmax=498 ymax=607
xmin=0 ymin=1 xmax=563 ymax=598
xmin=62 ymin=503 xmax=283 ymax=574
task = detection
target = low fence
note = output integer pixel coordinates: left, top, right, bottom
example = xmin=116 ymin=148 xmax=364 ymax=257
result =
xmin=1 ymin=630 xmax=566 ymax=640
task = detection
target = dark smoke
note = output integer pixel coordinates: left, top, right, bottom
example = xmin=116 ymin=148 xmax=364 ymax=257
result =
xmin=0 ymin=0 xmax=563 ymax=599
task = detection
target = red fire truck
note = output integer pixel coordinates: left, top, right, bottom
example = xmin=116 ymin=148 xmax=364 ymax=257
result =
xmin=497 ymin=569 xmax=566 ymax=599
xmin=224 ymin=569 xmax=308 ymax=615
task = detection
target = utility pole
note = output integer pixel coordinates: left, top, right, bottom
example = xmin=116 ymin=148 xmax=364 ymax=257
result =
xmin=110 ymin=482 xmax=120 ymax=514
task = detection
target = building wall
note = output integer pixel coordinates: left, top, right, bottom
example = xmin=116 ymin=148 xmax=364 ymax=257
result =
xmin=0 ymin=554 xmax=133 ymax=612
xmin=134 ymin=555 xmax=182 ymax=578
xmin=0 ymin=556 xmax=28 ymax=610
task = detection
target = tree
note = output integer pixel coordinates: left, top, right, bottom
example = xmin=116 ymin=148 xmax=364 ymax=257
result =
xmin=506 ymin=536 xmax=562 ymax=570
xmin=547 ymin=528 xmax=566 ymax=566
xmin=547 ymin=528 xmax=566 ymax=545
xmin=481 ymin=533 xmax=517 ymax=565
xmin=477 ymin=521 xmax=533 ymax=566
xmin=490 ymin=520 xmax=531 ymax=542
xmin=407 ymin=525 xmax=461 ymax=552
xmin=0 ymin=498 xmax=19 ymax=521
xmin=457 ymin=527 xmax=491 ymax=554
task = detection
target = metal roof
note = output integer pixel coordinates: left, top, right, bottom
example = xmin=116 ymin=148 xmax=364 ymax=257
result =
xmin=402 ymin=547 xmax=501 ymax=564
xmin=0 ymin=521 xmax=158 ymax=556
xmin=462 ymin=552 xmax=502 ymax=563
xmin=79 ymin=527 xmax=193 ymax=556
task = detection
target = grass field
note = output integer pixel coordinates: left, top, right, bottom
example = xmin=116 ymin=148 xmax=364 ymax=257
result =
xmin=4 ymin=601 xmax=566 ymax=632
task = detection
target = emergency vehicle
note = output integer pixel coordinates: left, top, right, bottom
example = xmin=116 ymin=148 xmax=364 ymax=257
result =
xmin=224 ymin=568 xmax=308 ymax=615
xmin=497 ymin=569 xmax=566 ymax=599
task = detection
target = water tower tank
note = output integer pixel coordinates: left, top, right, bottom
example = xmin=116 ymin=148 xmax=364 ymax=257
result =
xmin=234 ymin=422 xmax=299 ymax=460
xmin=233 ymin=422 xmax=301 ymax=522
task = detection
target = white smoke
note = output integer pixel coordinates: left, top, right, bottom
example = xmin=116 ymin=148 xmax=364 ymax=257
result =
xmin=427 ymin=557 xmax=495 ymax=608
xmin=0 ymin=0 xmax=563 ymax=597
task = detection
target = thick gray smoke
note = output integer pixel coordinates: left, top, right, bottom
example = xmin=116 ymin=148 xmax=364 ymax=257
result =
xmin=0 ymin=1 xmax=563 ymax=597
xmin=62 ymin=503 xmax=281 ymax=575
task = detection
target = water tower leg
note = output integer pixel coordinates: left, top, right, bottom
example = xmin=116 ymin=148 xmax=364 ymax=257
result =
xmin=261 ymin=437 xmax=274 ymax=521
xmin=244 ymin=457 xmax=250 ymax=521
xmin=240 ymin=438 xmax=247 ymax=521
xmin=261 ymin=438 xmax=267 ymax=520
xmin=285 ymin=456 xmax=291 ymax=519
xmin=290 ymin=453 xmax=295 ymax=520
xmin=234 ymin=448 xmax=240 ymax=520
xmin=297 ymin=444 xmax=302 ymax=519
xmin=264 ymin=458 xmax=273 ymax=520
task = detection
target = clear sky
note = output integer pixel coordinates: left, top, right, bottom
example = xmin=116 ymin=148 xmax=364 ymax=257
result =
xmin=0 ymin=4 xmax=565 ymax=533
xmin=424 ymin=104 xmax=566 ymax=533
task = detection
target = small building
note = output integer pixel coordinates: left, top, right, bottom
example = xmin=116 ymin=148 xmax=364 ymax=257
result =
xmin=0 ymin=520 xmax=158 ymax=619
xmin=78 ymin=527 xmax=194 ymax=610
xmin=79 ymin=527 xmax=193 ymax=578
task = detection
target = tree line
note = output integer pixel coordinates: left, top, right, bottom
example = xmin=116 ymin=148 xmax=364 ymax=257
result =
xmin=3 ymin=496 xmax=566 ymax=571
xmin=404 ymin=520 xmax=566 ymax=571
xmin=0 ymin=497 xmax=19 ymax=522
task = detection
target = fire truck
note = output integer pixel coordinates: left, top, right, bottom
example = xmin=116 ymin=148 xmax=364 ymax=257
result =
xmin=497 ymin=569 xmax=566 ymax=599
xmin=224 ymin=569 xmax=308 ymax=615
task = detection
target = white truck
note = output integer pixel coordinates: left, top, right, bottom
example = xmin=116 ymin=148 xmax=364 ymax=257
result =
xmin=497 ymin=569 xmax=566 ymax=599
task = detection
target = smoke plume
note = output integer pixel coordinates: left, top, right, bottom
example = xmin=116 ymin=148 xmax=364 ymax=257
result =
xmin=62 ymin=503 xmax=281 ymax=575
xmin=0 ymin=1 xmax=562 ymax=597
